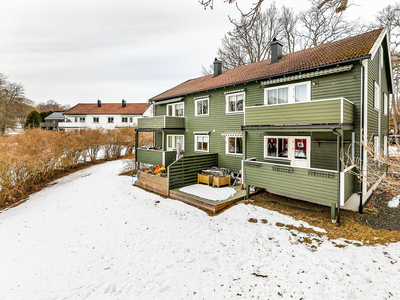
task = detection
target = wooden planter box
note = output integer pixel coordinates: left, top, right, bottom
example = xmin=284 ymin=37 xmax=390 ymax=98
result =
xmin=134 ymin=170 xmax=169 ymax=196
xmin=197 ymin=173 xmax=213 ymax=186
xmin=213 ymin=175 xmax=230 ymax=188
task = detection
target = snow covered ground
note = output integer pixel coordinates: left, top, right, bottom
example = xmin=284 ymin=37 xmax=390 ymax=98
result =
xmin=179 ymin=184 xmax=236 ymax=201
xmin=0 ymin=160 xmax=399 ymax=300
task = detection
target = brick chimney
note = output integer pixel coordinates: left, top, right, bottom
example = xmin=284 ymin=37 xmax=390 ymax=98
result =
xmin=271 ymin=38 xmax=283 ymax=63
xmin=213 ymin=58 xmax=222 ymax=77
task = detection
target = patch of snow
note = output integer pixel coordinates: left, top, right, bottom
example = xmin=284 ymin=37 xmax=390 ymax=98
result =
xmin=179 ymin=184 xmax=236 ymax=201
xmin=389 ymin=145 xmax=400 ymax=156
xmin=388 ymin=195 xmax=400 ymax=208
xmin=0 ymin=160 xmax=399 ymax=299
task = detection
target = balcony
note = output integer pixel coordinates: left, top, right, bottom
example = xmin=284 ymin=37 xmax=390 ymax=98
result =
xmin=138 ymin=116 xmax=185 ymax=130
xmin=58 ymin=122 xmax=87 ymax=129
xmin=242 ymin=159 xmax=354 ymax=206
xmin=136 ymin=148 xmax=177 ymax=167
xmin=244 ymin=98 xmax=354 ymax=129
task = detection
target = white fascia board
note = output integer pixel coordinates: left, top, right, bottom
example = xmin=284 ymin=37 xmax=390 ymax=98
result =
xmin=369 ymin=27 xmax=387 ymax=60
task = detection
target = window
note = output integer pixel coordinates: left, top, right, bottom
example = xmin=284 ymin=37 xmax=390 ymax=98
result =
xmin=74 ymin=117 xmax=78 ymax=123
xmin=167 ymin=135 xmax=184 ymax=151
xmin=264 ymin=81 xmax=310 ymax=105
xmin=226 ymin=92 xmax=244 ymax=114
xmin=374 ymin=81 xmax=380 ymax=110
xmin=265 ymin=137 xmax=288 ymax=158
xmin=374 ymin=136 xmax=380 ymax=161
xmin=195 ymin=98 xmax=209 ymax=116
xmin=79 ymin=117 xmax=85 ymax=123
xmin=264 ymin=136 xmax=310 ymax=167
xmin=93 ymin=117 xmax=99 ymax=123
xmin=108 ymin=117 xmax=114 ymax=123
xmin=226 ymin=136 xmax=243 ymax=155
xmin=167 ymin=102 xmax=184 ymax=117
xmin=384 ymin=93 xmax=388 ymax=115
xmin=379 ymin=46 xmax=383 ymax=68
xmin=195 ymin=135 xmax=209 ymax=152
xmin=129 ymin=117 xmax=133 ymax=122
xmin=122 ymin=117 xmax=128 ymax=123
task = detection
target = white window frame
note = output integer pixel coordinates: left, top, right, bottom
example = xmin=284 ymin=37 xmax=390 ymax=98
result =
xmin=226 ymin=92 xmax=245 ymax=114
xmin=225 ymin=136 xmax=243 ymax=156
xmin=264 ymin=81 xmax=311 ymax=106
xmin=374 ymin=136 xmax=380 ymax=161
xmin=166 ymin=135 xmax=185 ymax=151
xmin=263 ymin=136 xmax=311 ymax=167
xmin=129 ymin=117 xmax=133 ymax=122
xmin=93 ymin=117 xmax=99 ymax=123
xmin=74 ymin=117 xmax=78 ymax=123
xmin=379 ymin=46 xmax=383 ymax=69
xmin=383 ymin=93 xmax=388 ymax=115
xmin=108 ymin=117 xmax=114 ymax=123
xmin=167 ymin=102 xmax=185 ymax=117
xmin=79 ymin=117 xmax=85 ymax=123
xmin=122 ymin=117 xmax=128 ymax=123
xmin=374 ymin=81 xmax=380 ymax=110
xmin=195 ymin=97 xmax=209 ymax=117
xmin=194 ymin=135 xmax=209 ymax=153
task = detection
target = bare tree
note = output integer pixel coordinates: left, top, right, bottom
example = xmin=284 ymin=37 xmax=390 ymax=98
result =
xmin=213 ymin=2 xmax=292 ymax=72
xmin=280 ymin=6 xmax=298 ymax=54
xmin=297 ymin=0 xmax=360 ymax=49
xmin=0 ymin=73 xmax=33 ymax=135
xmin=36 ymin=99 xmax=65 ymax=112
xmin=376 ymin=2 xmax=400 ymax=133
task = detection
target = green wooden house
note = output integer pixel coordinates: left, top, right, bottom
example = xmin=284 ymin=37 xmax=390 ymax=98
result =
xmin=135 ymin=28 xmax=393 ymax=223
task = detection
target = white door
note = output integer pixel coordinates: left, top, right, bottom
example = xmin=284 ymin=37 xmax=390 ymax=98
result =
xmin=292 ymin=137 xmax=310 ymax=168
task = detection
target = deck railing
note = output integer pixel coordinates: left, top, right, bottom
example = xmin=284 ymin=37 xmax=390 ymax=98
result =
xmin=138 ymin=116 xmax=185 ymax=129
xmin=168 ymin=153 xmax=218 ymax=190
xmin=244 ymin=97 xmax=354 ymax=127
xmin=242 ymin=159 xmax=355 ymax=205
xmin=136 ymin=148 xmax=177 ymax=167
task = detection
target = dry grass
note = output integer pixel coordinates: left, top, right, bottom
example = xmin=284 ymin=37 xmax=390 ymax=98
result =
xmin=0 ymin=128 xmax=150 ymax=208
xmin=250 ymin=191 xmax=400 ymax=246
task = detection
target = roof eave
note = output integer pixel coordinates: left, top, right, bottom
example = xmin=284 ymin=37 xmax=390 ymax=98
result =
xmin=151 ymin=55 xmax=372 ymax=102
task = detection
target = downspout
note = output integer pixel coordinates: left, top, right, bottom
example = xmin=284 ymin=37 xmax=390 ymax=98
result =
xmin=332 ymin=128 xmax=342 ymax=227
xmin=359 ymin=60 xmax=365 ymax=213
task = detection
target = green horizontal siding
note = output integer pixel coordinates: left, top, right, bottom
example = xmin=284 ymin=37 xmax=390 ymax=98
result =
xmin=137 ymin=149 xmax=163 ymax=166
xmin=344 ymin=170 xmax=354 ymax=202
xmin=245 ymin=99 xmax=349 ymax=126
xmin=138 ymin=116 xmax=185 ymax=129
xmin=138 ymin=116 xmax=164 ymax=129
xmin=165 ymin=151 xmax=177 ymax=167
xmin=343 ymin=100 xmax=354 ymax=124
xmin=244 ymin=161 xmax=338 ymax=204
xmin=165 ymin=116 xmax=185 ymax=128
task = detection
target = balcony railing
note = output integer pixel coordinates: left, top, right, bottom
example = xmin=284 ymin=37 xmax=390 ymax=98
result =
xmin=242 ymin=159 xmax=354 ymax=205
xmin=58 ymin=122 xmax=87 ymax=129
xmin=138 ymin=116 xmax=185 ymax=130
xmin=244 ymin=98 xmax=354 ymax=128
xmin=136 ymin=148 xmax=177 ymax=167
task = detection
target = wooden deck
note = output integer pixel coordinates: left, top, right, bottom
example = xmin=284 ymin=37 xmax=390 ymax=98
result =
xmin=169 ymin=184 xmax=253 ymax=214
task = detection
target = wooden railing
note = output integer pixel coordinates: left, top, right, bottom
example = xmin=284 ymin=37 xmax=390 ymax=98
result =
xmin=168 ymin=153 xmax=218 ymax=190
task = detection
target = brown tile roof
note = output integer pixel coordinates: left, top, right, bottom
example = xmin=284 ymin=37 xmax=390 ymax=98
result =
xmin=151 ymin=28 xmax=384 ymax=101
xmin=64 ymin=103 xmax=151 ymax=115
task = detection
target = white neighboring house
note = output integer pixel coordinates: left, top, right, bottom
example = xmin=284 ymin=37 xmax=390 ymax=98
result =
xmin=59 ymin=100 xmax=152 ymax=130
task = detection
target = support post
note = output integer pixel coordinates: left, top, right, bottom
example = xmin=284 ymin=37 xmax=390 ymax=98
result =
xmin=246 ymin=185 xmax=250 ymax=200
xmin=331 ymin=203 xmax=336 ymax=221
xmin=135 ymin=129 xmax=139 ymax=170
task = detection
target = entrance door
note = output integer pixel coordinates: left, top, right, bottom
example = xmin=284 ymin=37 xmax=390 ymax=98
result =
xmin=292 ymin=137 xmax=310 ymax=167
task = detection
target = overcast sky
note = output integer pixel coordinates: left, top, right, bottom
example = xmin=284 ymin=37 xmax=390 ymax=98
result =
xmin=0 ymin=0 xmax=395 ymax=107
